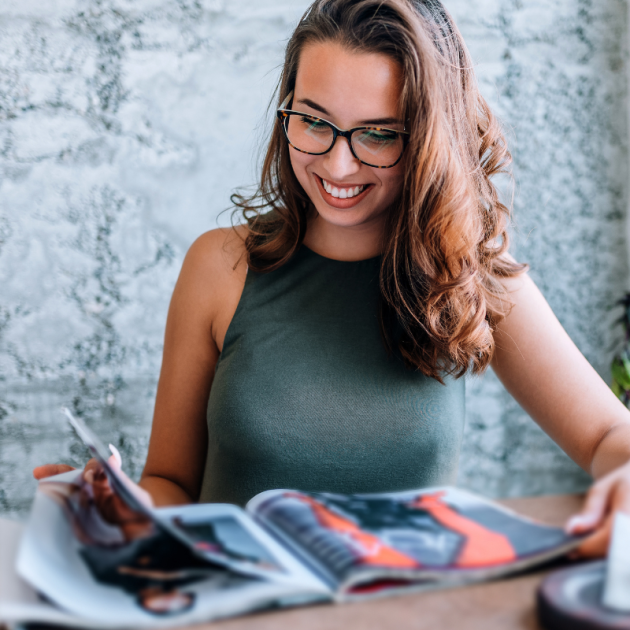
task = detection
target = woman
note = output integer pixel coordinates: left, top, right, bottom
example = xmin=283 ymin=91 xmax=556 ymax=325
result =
xmin=35 ymin=0 xmax=630 ymax=558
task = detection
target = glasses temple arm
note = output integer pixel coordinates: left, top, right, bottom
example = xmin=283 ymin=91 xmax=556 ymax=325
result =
xmin=278 ymin=90 xmax=294 ymax=111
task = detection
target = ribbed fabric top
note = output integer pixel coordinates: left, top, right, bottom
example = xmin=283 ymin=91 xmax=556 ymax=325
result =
xmin=199 ymin=246 xmax=465 ymax=506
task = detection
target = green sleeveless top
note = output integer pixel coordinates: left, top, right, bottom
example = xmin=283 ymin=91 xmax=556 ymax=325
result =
xmin=199 ymin=246 xmax=465 ymax=506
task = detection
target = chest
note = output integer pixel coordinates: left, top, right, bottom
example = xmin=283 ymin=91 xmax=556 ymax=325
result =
xmin=201 ymin=250 xmax=466 ymax=503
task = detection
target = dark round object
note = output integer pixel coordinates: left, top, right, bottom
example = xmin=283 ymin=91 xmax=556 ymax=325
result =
xmin=538 ymin=561 xmax=630 ymax=629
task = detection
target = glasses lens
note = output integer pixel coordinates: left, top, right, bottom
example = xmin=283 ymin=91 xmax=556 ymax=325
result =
xmin=352 ymin=128 xmax=404 ymax=167
xmin=285 ymin=114 xmax=334 ymax=155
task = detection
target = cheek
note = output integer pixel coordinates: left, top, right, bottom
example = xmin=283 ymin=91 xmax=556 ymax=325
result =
xmin=289 ymin=148 xmax=316 ymax=190
xmin=378 ymin=166 xmax=404 ymax=202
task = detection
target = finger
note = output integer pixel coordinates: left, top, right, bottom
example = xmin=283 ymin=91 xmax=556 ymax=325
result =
xmin=83 ymin=458 xmax=100 ymax=474
xmin=574 ymin=479 xmax=630 ymax=558
xmin=32 ymin=464 xmax=76 ymax=480
xmin=574 ymin=518 xmax=612 ymax=558
xmin=614 ymin=477 xmax=630 ymax=515
xmin=83 ymin=453 xmax=153 ymax=510
xmin=108 ymin=444 xmax=122 ymax=469
xmin=566 ymin=481 xmax=613 ymax=534
xmin=82 ymin=459 xmax=102 ymax=485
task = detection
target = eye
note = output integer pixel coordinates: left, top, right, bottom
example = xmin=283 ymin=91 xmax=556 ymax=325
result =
xmin=299 ymin=116 xmax=329 ymax=133
xmin=359 ymin=129 xmax=399 ymax=145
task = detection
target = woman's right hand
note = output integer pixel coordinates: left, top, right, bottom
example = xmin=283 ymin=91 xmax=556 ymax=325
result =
xmin=33 ymin=463 xmax=78 ymax=479
xmin=33 ymin=455 xmax=154 ymax=540
xmin=33 ymin=459 xmax=116 ymax=485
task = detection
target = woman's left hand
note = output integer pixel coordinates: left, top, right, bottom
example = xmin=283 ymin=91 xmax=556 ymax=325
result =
xmin=566 ymin=460 xmax=630 ymax=557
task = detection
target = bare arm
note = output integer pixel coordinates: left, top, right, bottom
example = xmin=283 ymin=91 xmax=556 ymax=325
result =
xmin=492 ymin=273 xmax=630 ymax=476
xmin=139 ymin=228 xmax=247 ymax=506
xmin=492 ymin=272 xmax=630 ymax=555
xmin=33 ymin=228 xmax=246 ymax=508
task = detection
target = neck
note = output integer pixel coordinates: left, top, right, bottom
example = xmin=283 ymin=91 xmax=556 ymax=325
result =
xmin=303 ymin=214 xmax=385 ymax=262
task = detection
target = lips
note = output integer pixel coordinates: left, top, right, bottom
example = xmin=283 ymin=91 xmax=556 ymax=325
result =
xmin=321 ymin=178 xmax=365 ymax=199
xmin=315 ymin=175 xmax=373 ymax=209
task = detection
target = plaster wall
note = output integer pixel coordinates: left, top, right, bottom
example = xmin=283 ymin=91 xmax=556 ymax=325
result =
xmin=0 ymin=0 xmax=627 ymax=517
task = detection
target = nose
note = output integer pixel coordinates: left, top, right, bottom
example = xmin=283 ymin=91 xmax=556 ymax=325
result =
xmin=323 ymin=135 xmax=361 ymax=180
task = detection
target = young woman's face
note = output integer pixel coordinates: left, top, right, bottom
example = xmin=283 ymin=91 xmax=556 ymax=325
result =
xmin=290 ymin=41 xmax=405 ymax=231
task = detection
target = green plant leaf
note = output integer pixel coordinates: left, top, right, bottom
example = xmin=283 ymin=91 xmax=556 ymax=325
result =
xmin=611 ymin=358 xmax=630 ymax=391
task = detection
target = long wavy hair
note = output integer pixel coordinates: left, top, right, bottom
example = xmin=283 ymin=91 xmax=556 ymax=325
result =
xmin=232 ymin=0 xmax=527 ymax=381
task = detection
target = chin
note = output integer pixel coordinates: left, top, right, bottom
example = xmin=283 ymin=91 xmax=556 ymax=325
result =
xmin=312 ymin=203 xmax=380 ymax=229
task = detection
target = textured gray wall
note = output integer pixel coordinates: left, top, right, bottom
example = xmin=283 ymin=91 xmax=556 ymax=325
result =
xmin=0 ymin=0 xmax=627 ymax=518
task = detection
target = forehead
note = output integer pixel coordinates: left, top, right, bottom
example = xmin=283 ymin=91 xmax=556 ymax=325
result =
xmin=294 ymin=41 xmax=403 ymax=124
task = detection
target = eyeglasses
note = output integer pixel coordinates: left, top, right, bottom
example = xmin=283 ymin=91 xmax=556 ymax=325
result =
xmin=277 ymin=91 xmax=409 ymax=169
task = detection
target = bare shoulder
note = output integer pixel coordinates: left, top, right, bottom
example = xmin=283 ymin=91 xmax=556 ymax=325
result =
xmin=492 ymin=266 xmax=558 ymax=355
xmin=490 ymin=251 xmax=528 ymax=290
xmin=173 ymin=225 xmax=249 ymax=349
xmin=499 ymin=270 xmax=531 ymax=296
xmin=183 ymin=225 xmax=248 ymax=278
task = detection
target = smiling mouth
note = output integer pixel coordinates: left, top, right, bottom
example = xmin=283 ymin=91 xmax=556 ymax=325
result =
xmin=316 ymin=175 xmax=373 ymax=207
xmin=320 ymin=177 xmax=366 ymax=199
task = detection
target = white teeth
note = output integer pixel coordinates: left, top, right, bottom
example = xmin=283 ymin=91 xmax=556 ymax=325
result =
xmin=321 ymin=178 xmax=366 ymax=199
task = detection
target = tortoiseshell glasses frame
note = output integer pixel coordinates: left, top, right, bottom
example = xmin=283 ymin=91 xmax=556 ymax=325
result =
xmin=276 ymin=91 xmax=410 ymax=169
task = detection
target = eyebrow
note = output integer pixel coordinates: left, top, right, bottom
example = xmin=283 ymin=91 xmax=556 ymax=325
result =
xmin=296 ymin=98 xmax=403 ymax=127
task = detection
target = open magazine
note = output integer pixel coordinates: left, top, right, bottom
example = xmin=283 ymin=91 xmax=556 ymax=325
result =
xmin=0 ymin=410 xmax=584 ymax=628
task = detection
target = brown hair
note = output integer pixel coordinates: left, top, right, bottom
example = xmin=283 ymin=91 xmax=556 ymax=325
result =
xmin=233 ymin=0 xmax=527 ymax=381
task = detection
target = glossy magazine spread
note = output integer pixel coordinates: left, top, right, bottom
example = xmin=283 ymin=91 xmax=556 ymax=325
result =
xmin=248 ymin=487 xmax=583 ymax=598
xmin=0 ymin=412 xmax=584 ymax=628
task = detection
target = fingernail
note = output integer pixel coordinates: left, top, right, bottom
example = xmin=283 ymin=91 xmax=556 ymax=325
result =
xmin=566 ymin=514 xmax=598 ymax=534
xmin=109 ymin=444 xmax=122 ymax=467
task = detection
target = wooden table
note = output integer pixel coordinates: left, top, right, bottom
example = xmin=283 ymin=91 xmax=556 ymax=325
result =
xmin=200 ymin=494 xmax=584 ymax=630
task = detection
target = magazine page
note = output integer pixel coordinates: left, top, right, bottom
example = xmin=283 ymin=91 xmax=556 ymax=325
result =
xmin=0 ymin=517 xmax=86 ymax=629
xmin=63 ymin=408 xmax=282 ymax=581
xmin=13 ymin=472 xmax=331 ymax=629
xmin=158 ymin=502 xmax=331 ymax=592
xmin=247 ymin=486 xmax=584 ymax=597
